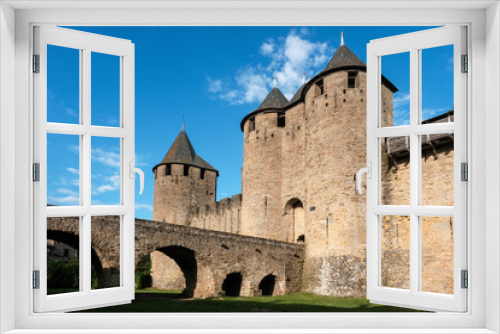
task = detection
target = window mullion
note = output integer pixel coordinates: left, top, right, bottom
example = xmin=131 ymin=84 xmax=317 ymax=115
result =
xmin=82 ymin=47 xmax=92 ymax=294
xmin=409 ymin=47 xmax=420 ymax=295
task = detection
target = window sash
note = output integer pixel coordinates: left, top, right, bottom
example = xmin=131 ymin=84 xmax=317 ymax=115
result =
xmin=366 ymin=26 xmax=468 ymax=312
xmin=33 ymin=26 xmax=136 ymax=313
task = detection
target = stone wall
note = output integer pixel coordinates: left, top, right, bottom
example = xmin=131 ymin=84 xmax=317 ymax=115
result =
xmin=381 ymin=142 xmax=455 ymax=294
xmin=190 ymin=194 xmax=242 ymax=233
xmin=238 ymin=69 xmax=396 ymax=298
xmin=150 ymin=250 xmax=185 ymax=290
xmin=241 ymin=111 xmax=286 ymax=240
xmin=47 ymin=216 xmax=305 ymax=298
xmin=153 ymin=164 xmax=217 ymax=225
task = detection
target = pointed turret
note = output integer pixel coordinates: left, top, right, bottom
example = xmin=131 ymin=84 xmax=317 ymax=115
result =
xmin=314 ymin=32 xmax=397 ymax=92
xmin=152 ymin=127 xmax=219 ymax=224
xmin=322 ymin=43 xmax=366 ymax=73
xmin=255 ymin=86 xmax=289 ymax=112
xmin=153 ymin=128 xmax=218 ymax=175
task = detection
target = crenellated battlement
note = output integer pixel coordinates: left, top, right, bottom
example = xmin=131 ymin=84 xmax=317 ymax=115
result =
xmin=190 ymin=194 xmax=243 ymax=233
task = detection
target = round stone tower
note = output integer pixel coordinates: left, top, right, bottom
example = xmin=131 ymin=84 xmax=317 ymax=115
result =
xmin=152 ymin=126 xmax=218 ymax=225
xmin=240 ymin=81 xmax=289 ymax=240
xmin=240 ymin=35 xmax=398 ymax=297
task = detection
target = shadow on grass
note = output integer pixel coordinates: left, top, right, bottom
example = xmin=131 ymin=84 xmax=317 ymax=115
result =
xmin=68 ymin=288 xmax=425 ymax=313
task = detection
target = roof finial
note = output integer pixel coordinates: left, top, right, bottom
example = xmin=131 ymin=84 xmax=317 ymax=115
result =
xmin=340 ymin=31 xmax=345 ymax=46
xmin=303 ymin=72 xmax=307 ymax=84
xmin=273 ymin=76 xmax=277 ymax=88
xmin=181 ymin=114 xmax=185 ymax=131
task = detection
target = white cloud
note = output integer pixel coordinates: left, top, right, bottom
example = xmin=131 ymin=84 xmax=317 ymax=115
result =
xmin=57 ymin=188 xmax=78 ymax=196
xmin=67 ymin=167 xmax=79 ymax=175
xmin=135 ymin=203 xmax=153 ymax=211
xmin=66 ymin=107 xmax=78 ymax=117
xmin=96 ymin=184 xmax=115 ymax=193
xmin=393 ymin=92 xmax=410 ymax=126
xmin=207 ymin=77 xmax=223 ymax=93
xmin=393 ymin=93 xmax=410 ymax=108
xmin=48 ymin=195 xmax=79 ymax=205
xmin=235 ymin=67 xmax=270 ymax=104
xmin=56 ymin=177 xmax=79 ymax=187
xmin=92 ymin=148 xmax=120 ymax=168
xmin=422 ymin=107 xmax=449 ymax=120
xmin=109 ymin=174 xmax=120 ymax=188
xmin=93 ymin=174 xmax=120 ymax=194
xmin=260 ymin=40 xmax=275 ymax=56
xmin=107 ymin=118 xmax=119 ymax=125
xmin=208 ymin=29 xmax=333 ymax=105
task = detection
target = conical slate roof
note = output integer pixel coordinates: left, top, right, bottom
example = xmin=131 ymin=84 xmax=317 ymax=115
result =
xmin=255 ymin=87 xmax=289 ymax=111
xmin=322 ymin=44 xmax=366 ymax=72
xmin=288 ymin=83 xmax=307 ymax=105
xmin=153 ymin=129 xmax=218 ymax=174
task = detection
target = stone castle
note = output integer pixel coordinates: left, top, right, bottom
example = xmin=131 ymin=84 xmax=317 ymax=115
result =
xmin=150 ymin=37 xmax=455 ymax=297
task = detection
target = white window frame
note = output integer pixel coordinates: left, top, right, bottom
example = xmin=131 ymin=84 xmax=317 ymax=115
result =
xmin=366 ymin=26 xmax=467 ymax=312
xmin=33 ymin=26 xmax=136 ymax=312
xmin=0 ymin=1 xmax=499 ymax=333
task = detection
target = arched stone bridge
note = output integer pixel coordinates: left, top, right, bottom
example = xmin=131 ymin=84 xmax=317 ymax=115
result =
xmin=47 ymin=216 xmax=304 ymax=298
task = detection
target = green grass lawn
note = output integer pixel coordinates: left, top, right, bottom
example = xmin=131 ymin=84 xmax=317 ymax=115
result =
xmin=48 ymin=288 xmax=424 ymax=313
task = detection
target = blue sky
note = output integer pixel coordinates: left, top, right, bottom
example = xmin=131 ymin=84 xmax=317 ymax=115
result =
xmin=46 ymin=26 xmax=453 ymax=219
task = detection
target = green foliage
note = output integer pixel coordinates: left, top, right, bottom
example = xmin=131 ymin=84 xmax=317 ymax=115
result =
xmin=91 ymin=266 xmax=98 ymax=289
xmin=47 ymin=261 xmax=79 ymax=288
xmin=135 ymin=254 xmax=152 ymax=289
xmin=73 ymin=289 xmax=425 ymax=313
xmin=47 ymin=261 xmax=99 ymax=289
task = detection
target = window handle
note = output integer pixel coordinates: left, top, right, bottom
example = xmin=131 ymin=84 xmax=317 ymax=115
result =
xmin=129 ymin=162 xmax=144 ymax=195
xmin=356 ymin=162 xmax=372 ymax=195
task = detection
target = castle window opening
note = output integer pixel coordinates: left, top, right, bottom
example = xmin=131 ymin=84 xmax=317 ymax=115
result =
xmin=183 ymin=165 xmax=189 ymax=176
xmin=166 ymin=164 xmax=171 ymax=176
xmin=200 ymin=169 xmax=205 ymax=180
xmin=315 ymin=79 xmax=324 ymax=95
xmin=297 ymin=235 xmax=305 ymax=243
xmin=248 ymin=117 xmax=256 ymax=132
xmin=348 ymin=71 xmax=358 ymax=88
xmin=278 ymin=113 xmax=286 ymax=128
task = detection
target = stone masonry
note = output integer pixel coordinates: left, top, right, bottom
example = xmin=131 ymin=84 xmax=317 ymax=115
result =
xmin=150 ymin=38 xmax=456 ymax=298
xmin=47 ymin=216 xmax=304 ymax=298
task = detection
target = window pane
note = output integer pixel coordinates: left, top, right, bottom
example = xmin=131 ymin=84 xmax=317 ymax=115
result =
xmin=91 ymin=52 xmax=120 ymax=127
xmin=47 ymin=216 xmax=80 ymax=295
xmin=47 ymin=45 xmax=80 ymax=124
xmin=381 ymin=137 xmax=410 ymax=205
xmin=381 ymin=215 xmax=410 ymax=289
xmin=91 ymin=136 xmax=121 ymax=205
xmin=47 ymin=133 xmax=80 ymax=206
xmin=91 ymin=215 xmax=121 ymax=289
xmin=421 ymin=45 xmax=454 ymax=123
xmin=421 ymin=134 xmax=454 ymax=206
xmin=380 ymin=52 xmax=410 ymax=127
xmin=421 ymin=216 xmax=454 ymax=294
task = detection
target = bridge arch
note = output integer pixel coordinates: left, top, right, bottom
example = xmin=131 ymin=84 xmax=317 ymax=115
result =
xmin=156 ymin=245 xmax=197 ymax=297
xmin=222 ymin=272 xmax=243 ymax=297
xmin=47 ymin=229 xmax=106 ymax=289
xmin=258 ymin=274 xmax=277 ymax=296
